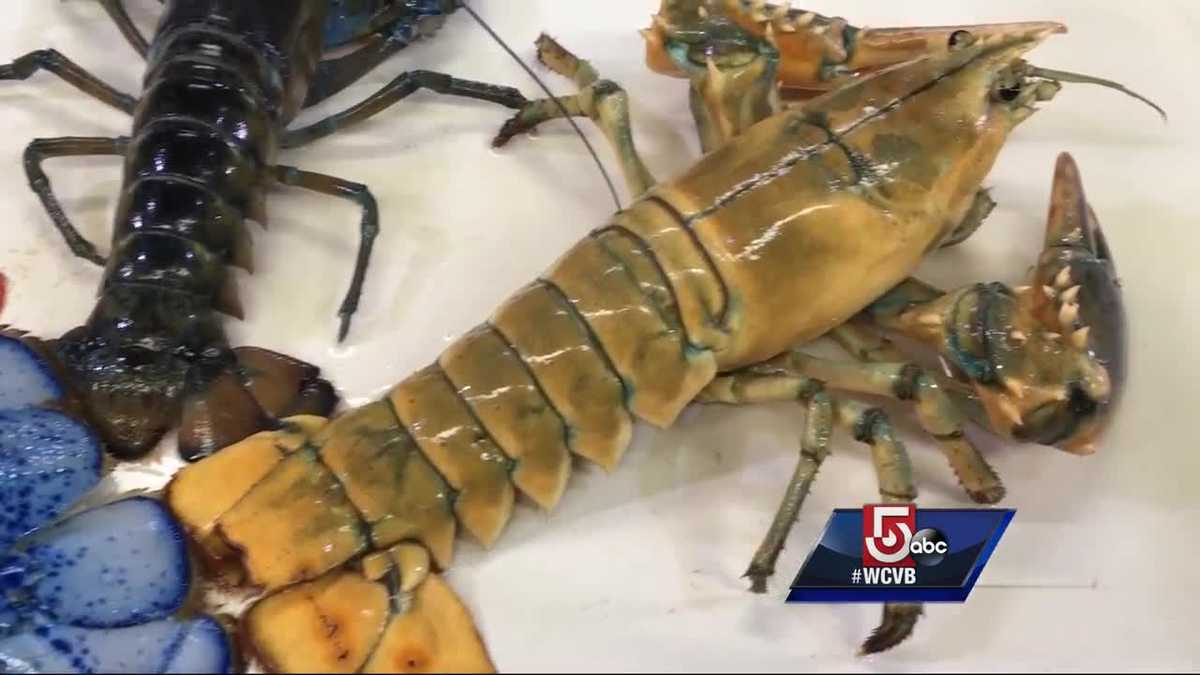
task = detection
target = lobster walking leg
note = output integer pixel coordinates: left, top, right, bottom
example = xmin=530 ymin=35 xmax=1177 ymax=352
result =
xmin=23 ymin=136 xmax=129 ymax=265
xmin=272 ymin=165 xmax=379 ymax=342
xmin=790 ymin=346 xmax=1006 ymax=503
xmin=98 ymin=0 xmax=150 ymax=58
xmin=493 ymin=34 xmax=657 ymax=198
xmin=702 ymin=369 xmax=834 ymax=590
xmin=304 ymin=33 xmax=411 ymax=106
xmin=281 ymin=70 xmax=527 ymax=149
xmin=698 ymin=369 xmax=924 ymax=653
xmin=940 ymin=189 xmax=998 ymax=249
xmin=0 ymin=49 xmax=137 ymax=113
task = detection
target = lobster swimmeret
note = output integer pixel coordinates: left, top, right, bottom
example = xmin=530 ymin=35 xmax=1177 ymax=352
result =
xmin=168 ymin=25 xmax=1133 ymax=671
xmin=0 ymin=0 xmax=527 ymax=461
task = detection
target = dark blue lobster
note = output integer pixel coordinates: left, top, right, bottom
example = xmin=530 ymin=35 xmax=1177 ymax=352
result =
xmin=0 ymin=0 xmax=528 ymax=460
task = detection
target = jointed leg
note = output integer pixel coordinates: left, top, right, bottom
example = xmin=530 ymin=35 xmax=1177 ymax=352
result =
xmin=24 ymin=136 xmax=129 ymax=265
xmin=940 ymin=189 xmax=997 ymax=249
xmin=792 ymin=335 xmax=1005 ymax=503
xmin=282 ymin=70 xmax=526 ymax=149
xmin=492 ymin=34 xmax=658 ymax=198
xmin=272 ymin=166 xmax=379 ymax=342
xmin=0 ymin=49 xmax=137 ymax=114
xmin=304 ymin=33 xmax=408 ymax=107
xmin=98 ymin=0 xmax=150 ymax=59
xmin=698 ymin=366 xmax=924 ymax=653
xmin=701 ymin=369 xmax=832 ymax=590
xmin=687 ymin=47 xmax=780 ymax=152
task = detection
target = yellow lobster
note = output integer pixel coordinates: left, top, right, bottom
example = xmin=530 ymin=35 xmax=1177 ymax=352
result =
xmin=164 ymin=6 xmax=1154 ymax=670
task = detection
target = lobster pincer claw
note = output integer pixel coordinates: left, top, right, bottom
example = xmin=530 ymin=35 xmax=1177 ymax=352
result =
xmin=841 ymin=21 xmax=1068 ymax=82
xmin=1021 ymin=152 xmax=1126 ymax=453
xmin=871 ymin=156 xmax=1125 ymax=458
xmin=642 ymin=1 xmax=1068 ymax=95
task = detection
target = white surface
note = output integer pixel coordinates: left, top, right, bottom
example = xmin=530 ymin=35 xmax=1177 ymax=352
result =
xmin=0 ymin=1 xmax=1197 ymax=671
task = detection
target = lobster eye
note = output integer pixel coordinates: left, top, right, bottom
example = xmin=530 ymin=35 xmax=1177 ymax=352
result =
xmin=948 ymin=30 xmax=976 ymax=50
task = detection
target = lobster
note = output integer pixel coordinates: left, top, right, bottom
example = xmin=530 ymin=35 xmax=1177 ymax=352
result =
xmin=0 ymin=0 xmax=529 ymax=460
xmin=165 ymin=23 xmax=1144 ymax=670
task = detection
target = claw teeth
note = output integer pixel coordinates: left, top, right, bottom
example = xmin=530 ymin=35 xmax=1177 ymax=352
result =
xmin=1059 ymin=302 xmax=1079 ymax=330
xmin=1045 ymin=331 xmax=1062 ymax=342
xmin=697 ymin=4 xmax=708 ymax=18
xmin=763 ymin=21 xmax=778 ymax=47
xmin=1010 ymin=330 xmax=1027 ymax=343
xmin=1060 ymin=285 xmax=1081 ymax=305
xmin=996 ymin=395 xmax=1023 ymax=427
xmin=750 ymin=0 xmax=769 ymax=22
xmin=796 ymin=11 xmax=816 ymax=26
xmin=918 ymin=313 xmax=943 ymax=327
xmin=705 ymin=56 xmax=725 ymax=92
xmin=1071 ymin=326 xmax=1091 ymax=350
xmin=1003 ymin=377 xmax=1026 ymax=399
xmin=1042 ymin=285 xmax=1057 ymax=300
xmin=1054 ymin=267 xmax=1073 ymax=289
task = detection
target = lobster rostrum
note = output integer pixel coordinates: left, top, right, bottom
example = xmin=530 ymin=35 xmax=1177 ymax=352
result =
xmin=0 ymin=0 xmax=529 ymax=460
xmin=163 ymin=26 xmax=1140 ymax=670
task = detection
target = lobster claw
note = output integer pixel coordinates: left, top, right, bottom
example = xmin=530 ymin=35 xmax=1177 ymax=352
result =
xmin=1021 ymin=153 xmax=1125 ymax=453
xmin=846 ymin=21 xmax=1068 ymax=74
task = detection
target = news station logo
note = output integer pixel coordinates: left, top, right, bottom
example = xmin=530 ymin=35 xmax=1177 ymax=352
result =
xmin=787 ymin=505 xmax=1013 ymax=603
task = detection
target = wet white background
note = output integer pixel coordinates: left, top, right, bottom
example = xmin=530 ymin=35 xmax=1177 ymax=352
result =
xmin=0 ymin=1 xmax=1196 ymax=671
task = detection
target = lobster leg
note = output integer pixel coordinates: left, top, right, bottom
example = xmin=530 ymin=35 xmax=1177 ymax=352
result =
xmin=493 ymin=34 xmax=658 ymax=198
xmin=281 ymin=70 xmax=527 ymax=149
xmin=697 ymin=367 xmax=923 ymax=654
xmin=23 ymin=136 xmax=129 ymax=265
xmin=98 ymin=0 xmax=150 ymax=59
xmin=701 ymin=368 xmax=833 ymax=590
xmin=0 ymin=49 xmax=137 ymax=113
xmin=271 ymin=165 xmax=379 ymax=342
xmin=796 ymin=335 xmax=1005 ymax=503
xmin=304 ymin=33 xmax=410 ymax=107
xmin=940 ymin=189 xmax=998 ymax=249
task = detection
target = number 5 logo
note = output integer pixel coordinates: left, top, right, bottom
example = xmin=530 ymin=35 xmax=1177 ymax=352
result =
xmin=862 ymin=504 xmax=916 ymax=567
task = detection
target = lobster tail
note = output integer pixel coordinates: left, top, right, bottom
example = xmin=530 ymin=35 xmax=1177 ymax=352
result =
xmin=178 ymin=356 xmax=271 ymax=463
xmin=165 ymin=191 xmax=734 ymax=671
xmin=44 ymin=1 xmax=346 ymax=460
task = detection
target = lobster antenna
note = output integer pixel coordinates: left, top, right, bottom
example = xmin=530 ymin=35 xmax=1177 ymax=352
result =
xmin=459 ymin=2 xmax=623 ymax=210
xmin=1029 ymin=66 xmax=1168 ymax=122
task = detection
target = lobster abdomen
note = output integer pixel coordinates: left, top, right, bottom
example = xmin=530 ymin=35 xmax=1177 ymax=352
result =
xmin=171 ymin=203 xmax=728 ymax=588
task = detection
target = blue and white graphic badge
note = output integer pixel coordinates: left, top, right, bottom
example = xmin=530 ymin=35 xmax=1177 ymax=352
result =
xmin=787 ymin=505 xmax=1014 ymax=603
